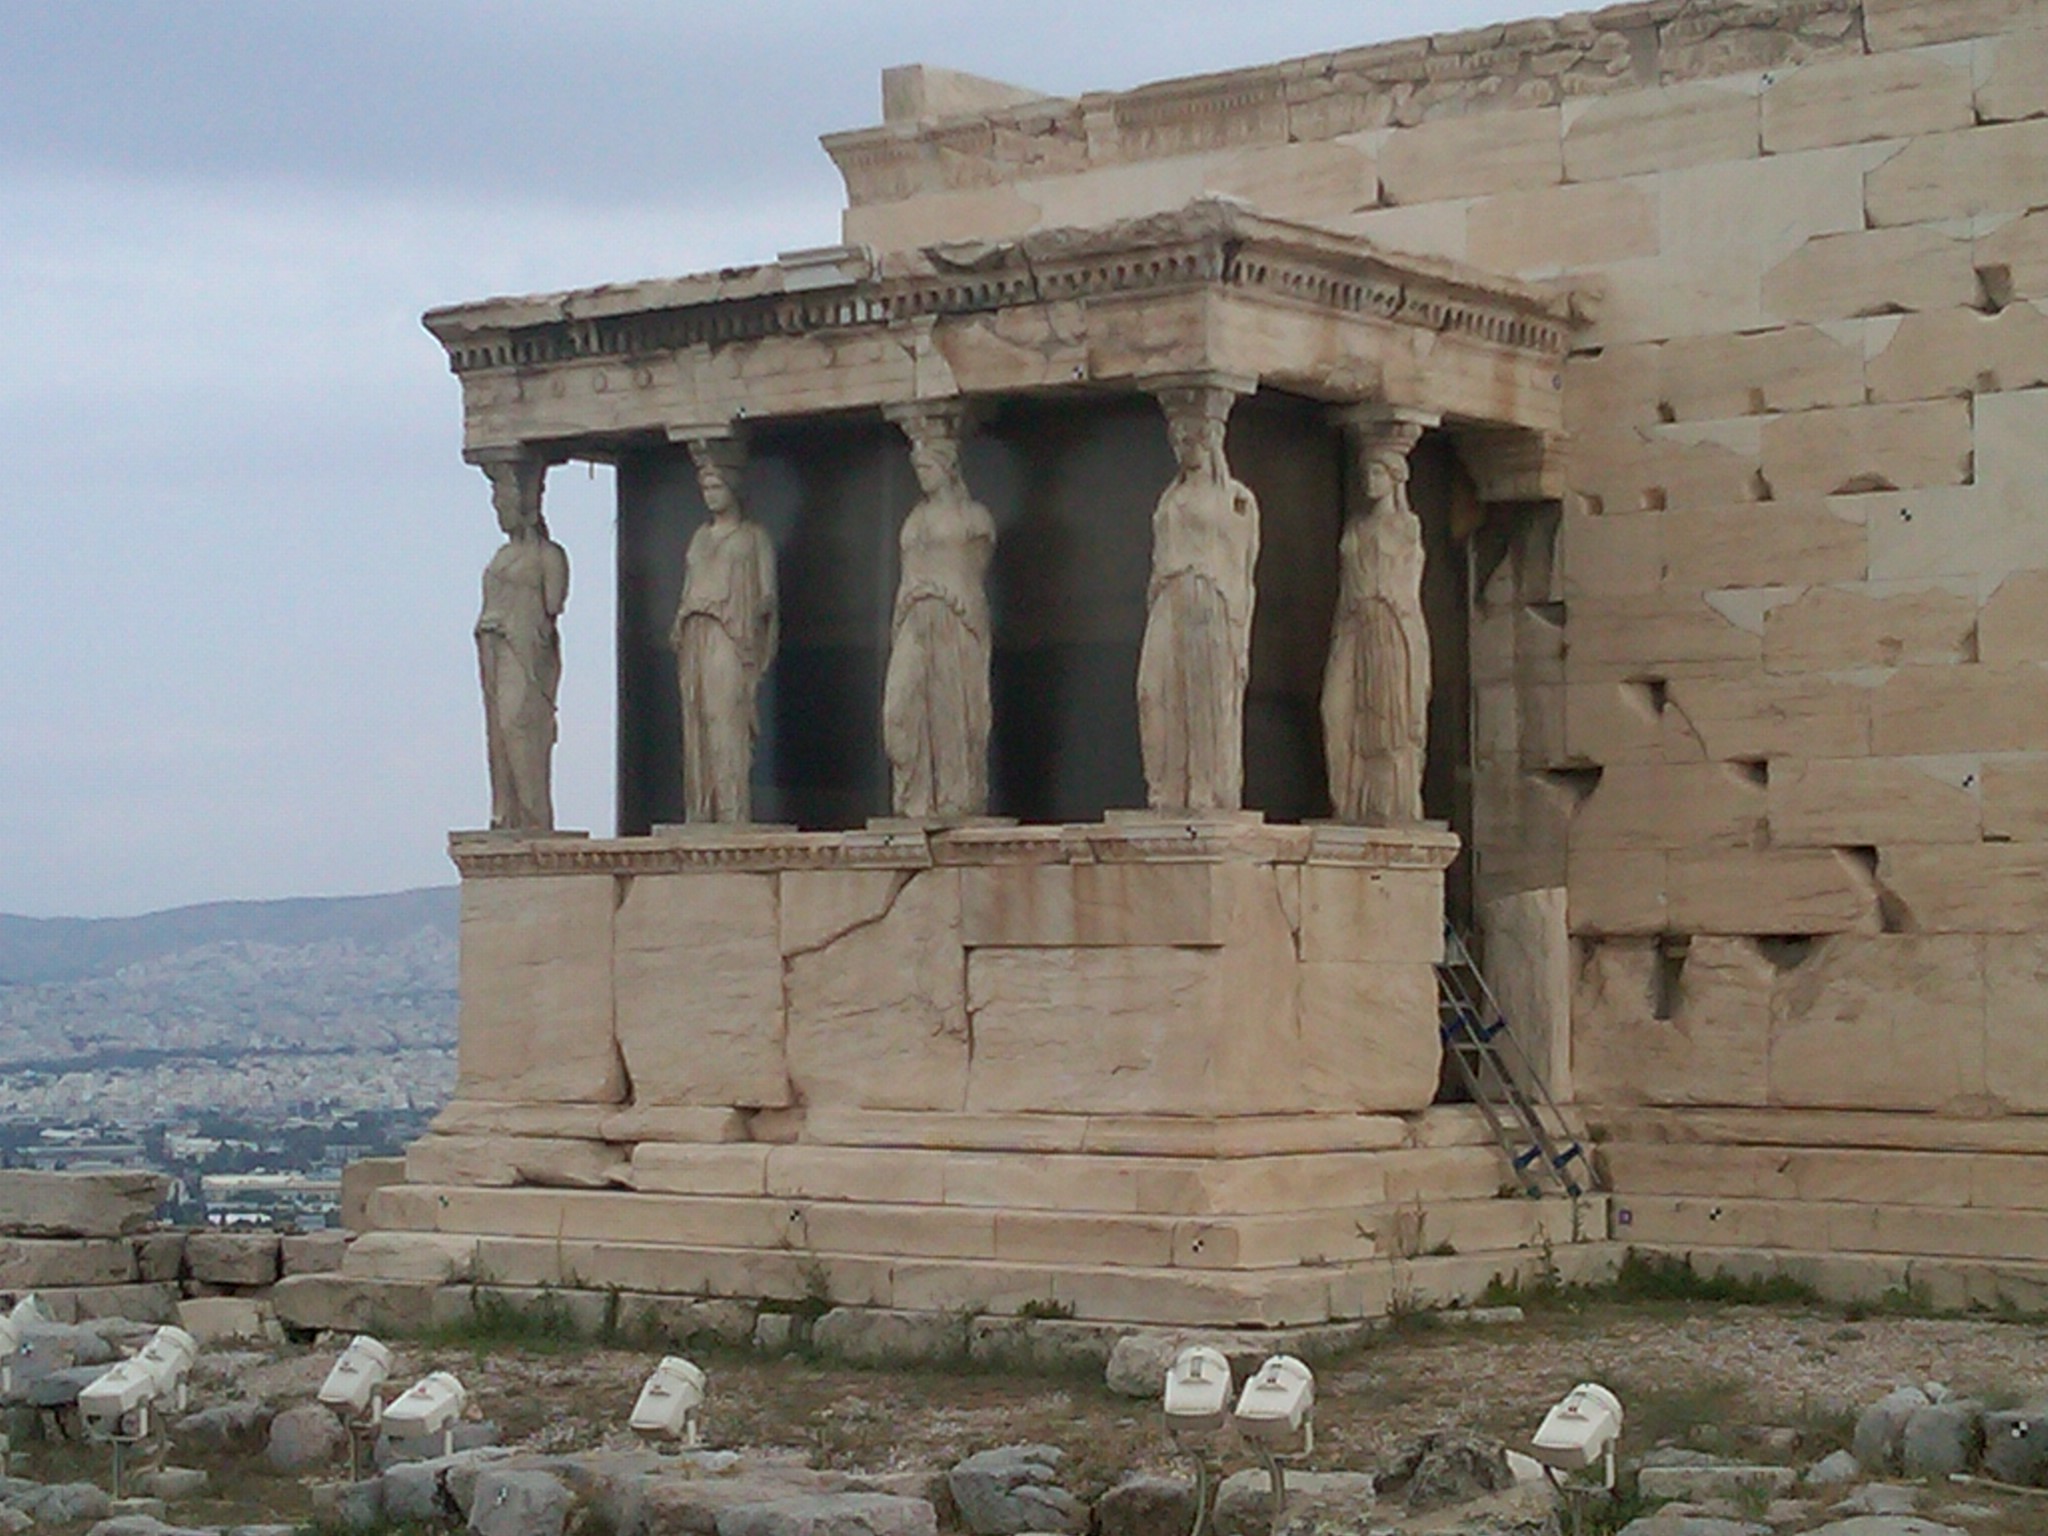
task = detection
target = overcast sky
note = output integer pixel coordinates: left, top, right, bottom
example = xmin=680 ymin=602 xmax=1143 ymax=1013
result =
xmin=1 ymin=0 xmax=1529 ymax=918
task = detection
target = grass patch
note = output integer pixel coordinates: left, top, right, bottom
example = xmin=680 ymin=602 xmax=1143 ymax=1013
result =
xmin=1605 ymin=1371 xmax=1753 ymax=1453
xmin=1610 ymin=1250 xmax=1820 ymax=1307
xmin=420 ymin=1284 xmax=590 ymax=1353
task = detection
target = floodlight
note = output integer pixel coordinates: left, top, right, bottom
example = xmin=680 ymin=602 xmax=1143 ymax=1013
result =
xmin=318 ymin=1335 xmax=393 ymax=1420
xmin=383 ymin=1371 xmax=466 ymax=1456
xmin=0 ymin=1312 xmax=17 ymax=1397
xmin=1232 ymin=1355 xmax=1314 ymax=1452
xmin=629 ymin=1356 xmax=706 ymax=1444
xmin=1531 ymin=1382 xmax=1623 ymax=1488
xmin=1163 ymin=1345 xmax=1231 ymax=1435
xmin=78 ymin=1325 xmax=198 ymax=1438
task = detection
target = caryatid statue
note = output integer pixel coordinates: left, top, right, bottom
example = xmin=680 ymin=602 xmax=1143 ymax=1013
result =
xmin=1321 ymin=410 xmax=1433 ymax=823
xmin=474 ymin=455 xmax=569 ymax=832
xmin=882 ymin=401 xmax=996 ymax=818
xmin=1136 ymin=380 xmax=1260 ymax=813
xmin=671 ymin=437 xmax=779 ymax=823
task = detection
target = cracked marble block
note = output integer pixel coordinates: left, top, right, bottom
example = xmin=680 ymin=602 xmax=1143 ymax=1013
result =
xmin=783 ymin=869 xmax=970 ymax=1112
xmin=614 ymin=872 xmax=789 ymax=1107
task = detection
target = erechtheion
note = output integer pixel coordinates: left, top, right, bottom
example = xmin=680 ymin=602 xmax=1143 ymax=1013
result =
xmin=335 ymin=0 xmax=2048 ymax=1332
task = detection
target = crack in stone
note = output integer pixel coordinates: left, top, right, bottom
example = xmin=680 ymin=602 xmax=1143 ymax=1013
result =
xmin=782 ymin=871 xmax=917 ymax=962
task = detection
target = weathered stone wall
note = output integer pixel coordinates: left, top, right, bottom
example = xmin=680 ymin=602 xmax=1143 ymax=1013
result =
xmin=0 ymin=1171 xmax=343 ymax=1332
xmin=826 ymin=0 xmax=2048 ymax=1123
xmin=446 ymin=823 xmax=1452 ymax=1125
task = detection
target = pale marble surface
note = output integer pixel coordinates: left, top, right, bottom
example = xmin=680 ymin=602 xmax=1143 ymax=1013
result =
xmin=671 ymin=439 xmax=778 ymax=824
xmin=474 ymin=459 xmax=568 ymax=832
xmin=1136 ymin=382 xmax=1259 ymax=813
xmin=882 ymin=402 xmax=994 ymax=818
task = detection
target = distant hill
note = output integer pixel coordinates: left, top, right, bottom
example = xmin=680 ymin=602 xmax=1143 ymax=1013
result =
xmin=0 ymin=887 xmax=457 ymax=986
xmin=0 ymin=888 xmax=460 ymax=1074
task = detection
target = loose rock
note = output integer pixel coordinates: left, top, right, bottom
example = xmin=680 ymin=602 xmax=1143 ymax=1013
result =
xmin=713 ymin=1492 xmax=939 ymax=1536
xmin=1378 ymin=1429 xmax=1513 ymax=1510
xmin=174 ymin=1399 xmax=274 ymax=1454
xmin=1980 ymin=1405 xmax=2048 ymax=1486
xmin=1092 ymin=1474 xmax=1192 ymax=1536
xmin=947 ymin=1445 xmax=1085 ymax=1535
xmin=267 ymin=1402 xmax=348 ymax=1472
xmin=468 ymin=1467 xmax=573 ymax=1536
xmin=1214 ymin=1468 xmax=1377 ymax=1536
xmin=1853 ymin=1386 xmax=1929 ymax=1473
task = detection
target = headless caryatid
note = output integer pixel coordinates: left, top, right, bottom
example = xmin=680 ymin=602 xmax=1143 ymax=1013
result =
xmin=882 ymin=401 xmax=995 ymax=818
xmin=474 ymin=457 xmax=569 ymax=832
xmin=1136 ymin=382 xmax=1260 ymax=813
xmin=1322 ymin=414 xmax=1431 ymax=823
xmin=671 ymin=438 xmax=778 ymax=823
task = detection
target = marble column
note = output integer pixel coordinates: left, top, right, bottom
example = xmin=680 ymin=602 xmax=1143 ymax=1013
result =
xmin=1136 ymin=375 xmax=1260 ymax=814
xmin=473 ymin=451 xmax=568 ymax=833
xmin=670 ymin=434 xmax=779 ymax=823
xmin=881 ymin=399 xmax=995 ymax=819
xmin=1321 ymin=406 xmax=1438 ymax=824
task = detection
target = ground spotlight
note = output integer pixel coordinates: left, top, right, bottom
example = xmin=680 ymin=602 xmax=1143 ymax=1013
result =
xmin=630 ymin=1356 xmax=706 ymax=1445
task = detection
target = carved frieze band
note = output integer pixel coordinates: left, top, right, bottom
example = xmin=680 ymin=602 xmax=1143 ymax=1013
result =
xmin=436 ymin=212 xmax=1569 ymax=378
xmin=448 ymin=822 xmax=1459 ymax=878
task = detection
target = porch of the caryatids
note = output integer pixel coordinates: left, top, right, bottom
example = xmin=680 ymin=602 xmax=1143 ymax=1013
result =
xmin=1135 ymin=374 xmax=1260 ymax=814
xmin=1321 ymin=405 xmax=1438 ymax=825
xmin=669 ymin=432 xmax=779 ymax=824
xmin=881 ymin=399 xmax=996 ymax=820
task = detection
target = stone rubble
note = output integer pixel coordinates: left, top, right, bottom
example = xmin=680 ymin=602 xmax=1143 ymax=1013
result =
xmin=0 ymin=1299 xmax=2043 ymax=1536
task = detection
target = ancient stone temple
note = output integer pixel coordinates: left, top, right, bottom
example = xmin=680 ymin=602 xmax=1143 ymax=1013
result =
xmin=338 ymin=0 xmax=2048 ymax=1329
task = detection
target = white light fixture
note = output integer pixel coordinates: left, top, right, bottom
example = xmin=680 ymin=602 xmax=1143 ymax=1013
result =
xmin=1531 ymin=1381 xmax=1624 ymax=1491
xmin=1162 ymin=1345 xmax=1234 ymax=1536
xmin=318 ymin=1335 xmax=393 ymax=1421
xmin=1233 ymin=1354 xmax=1316 ymax=1536
xmin=1232 ymin=1354 xmax=1314 ymax=1452
xmin=77 ymin=1325 xmax=198 ymax=1499
xmin=382 ymin=1371 xmax=467 ymax=1458
xmin=1163 ymin=1345 xmax=1232 ymax=1435
xmin=629 ymin=1356 xmax=706 ymax=1445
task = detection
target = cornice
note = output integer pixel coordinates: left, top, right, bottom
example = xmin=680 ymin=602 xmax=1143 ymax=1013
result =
xmin=423 ymin=200 xmax=1572 ymax=382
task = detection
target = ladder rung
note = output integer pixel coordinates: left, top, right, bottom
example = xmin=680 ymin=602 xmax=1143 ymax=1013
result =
xmin=1512 ymin=1147 xmax=1542 ymax=1169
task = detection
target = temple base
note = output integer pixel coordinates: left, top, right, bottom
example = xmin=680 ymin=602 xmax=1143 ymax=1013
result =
xmin=371 ymin=820 xmax=1607 ymax=1327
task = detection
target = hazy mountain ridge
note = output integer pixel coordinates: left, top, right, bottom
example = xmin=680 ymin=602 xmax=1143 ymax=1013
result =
xmin=0 ymin=885 xmax=457 ymax=985
xmin=0 ymin=888 xmax=458 ymax=1068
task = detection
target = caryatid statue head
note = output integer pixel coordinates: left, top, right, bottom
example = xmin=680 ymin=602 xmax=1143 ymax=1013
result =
xmin=1156 ymin=385 xmax=1236 ymax=480
xmin=885 ymin=400 xmax=970 ymax=501
xmin=686 ymin=437 xmax=747 ymax=520
xmin=483 ymin=456 xmax=546 ymax=538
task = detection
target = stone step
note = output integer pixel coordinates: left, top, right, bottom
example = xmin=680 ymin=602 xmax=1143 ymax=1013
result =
xmin=401 ymin=1135 xmax=1510 ymax=1212
xmin=425 ymin=1101 xmax=1517 ymax=1156
xmin=1602 ymin=1107 xmax=2048 ymax=1156
xmin=1606 ymin=1139 xmax=2048 ymax=1210
xmin=1614 ymin=1192 xmax=2048 ymax=1262
xmin=1626 ymin=1243 xmax=2048 ymax=1314
xmin=369 ymin=1182 xmax=1604 ymax=1272
xmin=348 ymin=1228 xmax=1620 ymax=1326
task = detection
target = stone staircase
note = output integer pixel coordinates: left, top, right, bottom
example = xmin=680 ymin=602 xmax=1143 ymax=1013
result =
xmin=337 ymin=1106 xmax=1612 ymax=1328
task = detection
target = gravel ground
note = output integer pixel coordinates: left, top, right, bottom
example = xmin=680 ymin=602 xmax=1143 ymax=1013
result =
xmin=21 ymin=1299 xmax=2048 ymax=1532
xmin=388 ymin=1299 xmax=2048 ymax=1485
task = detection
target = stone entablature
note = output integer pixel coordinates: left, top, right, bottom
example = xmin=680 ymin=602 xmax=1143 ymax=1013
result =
xmin=821 ymin=0 xmax=1872 ymax=206
xmin=450 ymin=819 xmax=1460 ymax=879
xmin=422 ymin=201 xmax=1572 ymax=457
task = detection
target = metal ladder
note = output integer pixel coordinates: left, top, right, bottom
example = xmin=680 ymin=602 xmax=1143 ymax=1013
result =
xmin=1435 ymin=924 xmax=1594 ymax=1199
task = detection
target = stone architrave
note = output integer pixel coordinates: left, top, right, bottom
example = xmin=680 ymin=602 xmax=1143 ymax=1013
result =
xmin=881 ymin=400 xmax=996 ymax=818
xmin=474 ymin=454 xmax=569 ymax=832
xmin=671 ymin=436 xmax=779 ymax=823
xmin=1136 ymin=377 xmax=1260 ymax=813
xmin=1322 ymin=408 xmax=1435 ymax=824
